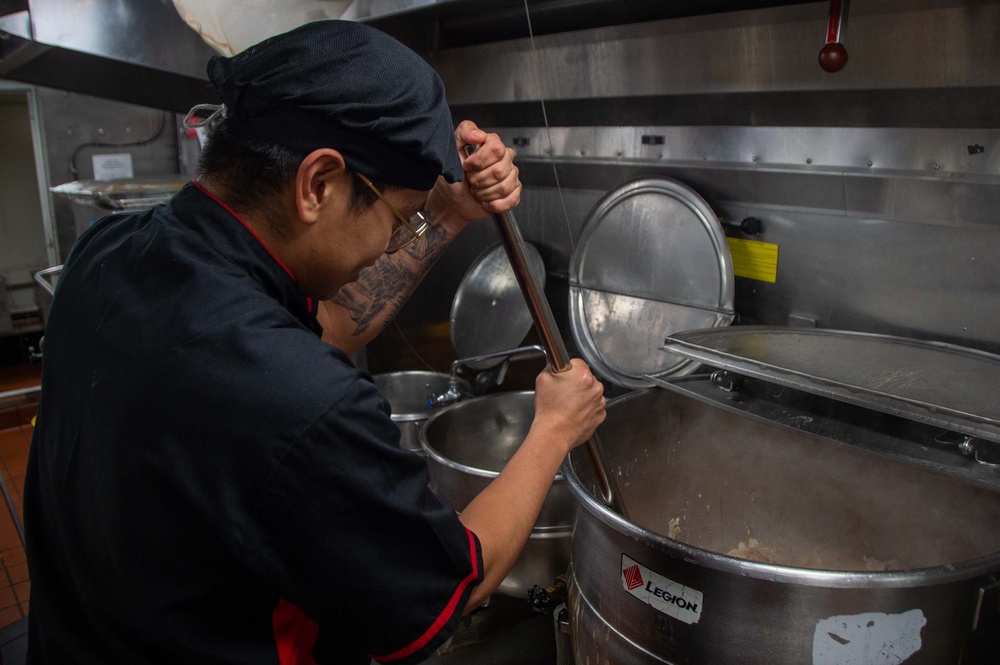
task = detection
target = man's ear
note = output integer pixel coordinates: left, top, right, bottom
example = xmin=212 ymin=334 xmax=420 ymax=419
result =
xmin=294 ymin=148 xmax=347 ymax=223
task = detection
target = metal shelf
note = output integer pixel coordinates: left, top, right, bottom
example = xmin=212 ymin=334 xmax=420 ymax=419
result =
xmin=365 ymin=0 xmax=820 ymax=51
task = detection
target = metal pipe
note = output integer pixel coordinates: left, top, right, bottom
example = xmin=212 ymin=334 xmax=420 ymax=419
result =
xmin=0 ymin=385 xmax=41 ymax=401
xmin=467 ymin=145 xmax=627 ymax=517
xmin=490 ymin=208 xmax=627 ymax=517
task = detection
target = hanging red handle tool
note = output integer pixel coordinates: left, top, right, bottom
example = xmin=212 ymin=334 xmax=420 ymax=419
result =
xmin=818 ymin=0 xmax=849 ymax=72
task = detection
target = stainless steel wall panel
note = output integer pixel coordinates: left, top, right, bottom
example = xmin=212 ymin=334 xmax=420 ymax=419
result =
xmin=722 ymin=206 xmax=1000 ymax=353
xmin=511 ymin=183 xmax=1000 ymax=356
xmin=516 ymin=159 xmax=1000 ymax=230
xmin=496 ymin=126 xmax=1000 ymax=175
xmin=454 ymin=88 xmax=1000 ymax=130
xmin=34 ymin=87 xmax=181 ymax=259
xmin=843 ymin=175 xmax=1000 ymax=229
xmin=437 ymin=1 xmax=1000 ymax=105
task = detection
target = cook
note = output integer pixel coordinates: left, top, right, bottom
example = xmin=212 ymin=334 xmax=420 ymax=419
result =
xmin=23 ymin=20 xmax=606 ymax=665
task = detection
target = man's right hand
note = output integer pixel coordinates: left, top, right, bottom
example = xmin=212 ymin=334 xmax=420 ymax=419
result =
xmin=532 ymin=358 xmax=607 ymax=455
xmin=458 ymin=356 xmax=606 ymax=609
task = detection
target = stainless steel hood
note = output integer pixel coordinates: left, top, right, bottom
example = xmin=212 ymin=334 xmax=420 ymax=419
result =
xmin=0 ymin=0 xmax=821 ymax=112
xmin=0 ymin=0 xmax=218 ymax=112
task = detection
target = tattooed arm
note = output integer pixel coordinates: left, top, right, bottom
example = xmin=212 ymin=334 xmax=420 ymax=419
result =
xmin=318 ymin=121 xmax=521 ymax=355
xmin=318 ymin=221 xmax=453 ymax=353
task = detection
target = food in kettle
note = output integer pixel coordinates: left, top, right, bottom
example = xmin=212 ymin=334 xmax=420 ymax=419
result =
xmin=726 ymin=537 xmax=899 ymax=571
xmin=727 ymin=538 xmax=781 ymax=564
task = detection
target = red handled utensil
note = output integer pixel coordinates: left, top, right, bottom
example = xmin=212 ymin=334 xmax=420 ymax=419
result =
xmin=819 ymin=0 xmax=850 ymax=73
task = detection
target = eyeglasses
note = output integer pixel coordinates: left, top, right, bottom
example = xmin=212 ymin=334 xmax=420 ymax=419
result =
xmin=354 ymin=173 xmax=431 ymax=254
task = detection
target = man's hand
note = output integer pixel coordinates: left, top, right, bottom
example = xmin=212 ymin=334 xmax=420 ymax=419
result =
xmin=458 ymin=357 xmax=605 ymax=609
xmin=532 ymin=358 xmax=607 ymax=456
xmin=426 ymin=120 xmax=521 ymax=234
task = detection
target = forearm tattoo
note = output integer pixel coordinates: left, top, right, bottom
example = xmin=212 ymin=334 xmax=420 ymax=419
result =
xmin=332 ymin=222 xmax=451 ymax=337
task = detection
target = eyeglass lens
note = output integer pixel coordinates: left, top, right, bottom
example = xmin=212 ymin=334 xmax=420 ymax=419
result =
xmin=385 ymin=211 xmax=430 ymax=253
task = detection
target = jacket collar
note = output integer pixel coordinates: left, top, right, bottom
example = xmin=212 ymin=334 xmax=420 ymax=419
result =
xmin=170 ymin=181 xmax=321 ymax=336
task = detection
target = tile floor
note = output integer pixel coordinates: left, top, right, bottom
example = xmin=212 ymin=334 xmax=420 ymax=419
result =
xmin=0 ymin=364 xmax=41 ymax=629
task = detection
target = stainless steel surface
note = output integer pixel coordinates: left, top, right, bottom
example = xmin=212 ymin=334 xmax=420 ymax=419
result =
xmin=565 ymin=385 xmax=1000 ymax=664
xmin=434 ymin=345 xmax=549 ymax=407
xmin=450 ymin=243 xmax=546 ymax=367
xmin=364 ymin=0 xmax=821 ymax=52
xmin=372 ymin=371 xmax=469 ymax=453
xmin=28 ymin=0 xmax=213 ymax=77
xmin=501 ymin=165 xmax=1000 ymax=357
xmin=6 ymin=0 xmax=1000 ymax=366
xmin=568 ymin=177 xmax=735 ymax=389
xmin=512 ymin=156 xmax=1000 ymax=233
xmin=420 ymin=391 xmax=572 ymax=597
xmin=663 ymin=327 xmax=1000 ymax=445
xmin=50 ymin=178 xmax=187 ymax=211
xmin=649 ymin=375 xmax=1000 ymax=493
xmin=32 ymin=265 xmax=61 ymax=297
xmin=450 ymin=345 xmax=548 ymax=378
xmin=29 ymin=88 xmax=182 ymax=260
xmin=0 ymin=1 xmax=217 ymax=111
xmin=436 ymin=1 xmax=1000 ymax=105
xmin=0 ymin=385 xmax=40 ymax=401
xmin=422 ymin=0 xmax=1000 ymax=368
xmin=494 ymin=126 xmax=1000 ymax=178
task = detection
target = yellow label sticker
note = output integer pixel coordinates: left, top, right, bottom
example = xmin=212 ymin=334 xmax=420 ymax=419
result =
xmin=726 ymin=237 xmax=779 ymax=283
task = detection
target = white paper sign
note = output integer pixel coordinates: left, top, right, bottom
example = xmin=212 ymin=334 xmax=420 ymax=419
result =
xmin=621 ymin=554 xmax=704 ymax=625
xmin=92 ymin=153 xmax=134 ymax=180
xmin=813 ymin=609 xmax=926 ymax=664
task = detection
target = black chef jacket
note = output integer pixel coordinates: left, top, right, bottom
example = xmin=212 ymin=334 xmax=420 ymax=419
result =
xmin=23 ymin=182 xmax=483 ymax=665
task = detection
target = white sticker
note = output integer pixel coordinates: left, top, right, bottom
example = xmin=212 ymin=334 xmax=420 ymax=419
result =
xmin=92 ymin=153 xmax=134 ymax=180
xmin=812 ymin=609 xmax=926 ymax=665
xmin=620 ymin=554 xmax=703 ymax=625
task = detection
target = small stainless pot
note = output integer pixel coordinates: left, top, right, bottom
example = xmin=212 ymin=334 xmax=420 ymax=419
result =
xmin=421 ymin=391 xmax=572 ymax=597
xmin=372 ymin=372 xmax=469 ymax=453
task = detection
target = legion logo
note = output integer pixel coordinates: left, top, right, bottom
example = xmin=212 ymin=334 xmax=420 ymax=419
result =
xmin=620 ymin=555 xmax=704 ymax=625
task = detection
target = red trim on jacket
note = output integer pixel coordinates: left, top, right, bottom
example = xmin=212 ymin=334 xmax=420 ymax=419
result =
xmin=272 ymin=598 xmax=320 ymax=665
xmin=191 ymin=180 xmax=297 ymax=283
xmin=371 ymin=527 xmax=480 ymax=662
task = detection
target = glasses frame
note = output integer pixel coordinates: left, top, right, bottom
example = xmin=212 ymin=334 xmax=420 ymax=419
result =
xmin=182 ymin=104 xmax=226 ymax=129
xmin=354 ymin=172 xmax=431 ymax=254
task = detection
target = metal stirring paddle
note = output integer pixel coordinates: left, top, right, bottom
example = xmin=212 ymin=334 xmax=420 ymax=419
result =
xmin=465 ymin=146 xmax=629 ymax=518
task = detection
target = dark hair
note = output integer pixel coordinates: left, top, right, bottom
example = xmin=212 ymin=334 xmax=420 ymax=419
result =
xmin=196 ymin=117 xmax=396 ymax=233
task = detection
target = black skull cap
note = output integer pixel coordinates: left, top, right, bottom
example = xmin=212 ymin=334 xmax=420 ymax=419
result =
xmin=207 ymin=20 xmax=462 ymax=191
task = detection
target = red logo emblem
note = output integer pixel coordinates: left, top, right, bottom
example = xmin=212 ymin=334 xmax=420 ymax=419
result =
xmin=623 ymin=564 xmax=644 ymax=591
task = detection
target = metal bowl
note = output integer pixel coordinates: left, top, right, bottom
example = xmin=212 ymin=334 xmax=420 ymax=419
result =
xmin=372 ymin=372 xmax=469 ymax=453
xmin=421 ymin=391 xmax=572 ymax=596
